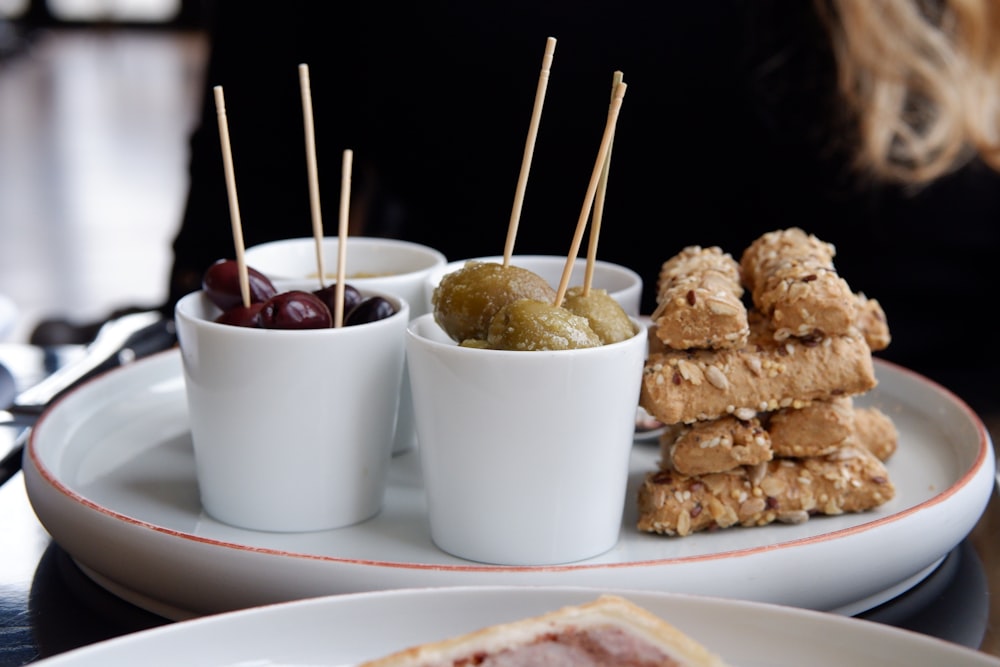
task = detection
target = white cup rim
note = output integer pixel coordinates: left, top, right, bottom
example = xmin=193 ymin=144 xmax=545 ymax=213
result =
xmin=245 ymin=236 xmax=447 ymax=278
xmin=176 ymin=287 xmax=410 ymax=336
xmin=429 ymin=254 xmax=642 ymax=281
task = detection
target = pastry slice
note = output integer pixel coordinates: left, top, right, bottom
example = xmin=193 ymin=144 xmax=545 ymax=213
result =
xmin=358 ymin=594 xmax=730 ymax=667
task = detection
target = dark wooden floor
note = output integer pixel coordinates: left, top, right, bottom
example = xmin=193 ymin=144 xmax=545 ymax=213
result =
xmin=0 ymin=27 xmax=207 ymax=343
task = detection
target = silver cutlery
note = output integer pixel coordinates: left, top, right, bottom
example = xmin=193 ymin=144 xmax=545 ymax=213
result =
xmin=0 ymin=311 xmax=177 ymax=483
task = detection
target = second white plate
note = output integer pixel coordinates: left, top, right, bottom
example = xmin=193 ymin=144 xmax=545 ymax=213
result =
xmin=23 ymin=350 xmax=995 ymax=620
xmin=30 ymin=586 xmax=1000 ymax=667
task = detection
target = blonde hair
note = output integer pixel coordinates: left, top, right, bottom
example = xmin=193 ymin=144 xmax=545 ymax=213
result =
xmin=819 ymin=0 xmax=1000 ymax=185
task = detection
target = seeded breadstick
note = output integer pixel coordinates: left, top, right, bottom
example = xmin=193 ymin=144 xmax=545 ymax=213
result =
xmin=852 ymin=405 xmax=898 ymax=461
xmin=767 ymin=397 xmax=856 ymax=458
xmin=651 ymin=246 xmax=749 ymax=350
xmin=658 ymin=245 xmax=742 ymax=294
xmin=659 ymin=416 xmax=772 ymax=476
xmin=640 ymin=313 xmax=877 ymax=425
xmin=740 ymin=227 xmax=858 ymax=341
xmin=765 ymin=397 xmax=898 ymax=460
xmin=855 ymin=293 xmax=891 ymax=351
xmin=637 ymin=445 xmax=895 ymax=536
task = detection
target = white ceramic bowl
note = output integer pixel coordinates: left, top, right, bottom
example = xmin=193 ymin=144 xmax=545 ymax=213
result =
xmin=245 ymin=237 xmax=447 ymax=455
xmin=406 ymin=312 xmax=647 ymax=565
xmin=174 ymin=286 xmax=409 ymax=532
xmin=245 ymin=237 xmax=446 ymax=320
xmin=424 ymin=255 xmax=642 ymax=317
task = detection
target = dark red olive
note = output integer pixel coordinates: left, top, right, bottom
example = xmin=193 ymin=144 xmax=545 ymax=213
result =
xmin=202 ymin=259 xmax=278 ymax=311
xmin=258 ymin=291 xmax=333 ymax=329
xmin=215 ymin=302 xmax=265 ymax=328
xmin=313 ymin=283 xmax=363 ymax=319
xmin=345 ymin=296 xmax=396 ymax=326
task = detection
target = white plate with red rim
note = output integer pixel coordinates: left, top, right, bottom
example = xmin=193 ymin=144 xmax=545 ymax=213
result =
xmin=22 ymin=349 xmax=995 ymax=620
xmin=28 ymin=586 xmax=1000 ymax=666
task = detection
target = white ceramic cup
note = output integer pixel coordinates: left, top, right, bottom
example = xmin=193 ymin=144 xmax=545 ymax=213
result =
xmin=245 ymin=236 xmax=447 ymax=456
xmin=424 ymin=255 xmax=643 ymax=318
xmin=405 ymin=313 xmax=647 ymax=565
xmin=175 ymin=286 xmax=409 ymax=532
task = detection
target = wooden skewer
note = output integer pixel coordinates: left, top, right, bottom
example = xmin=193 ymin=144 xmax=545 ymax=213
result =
xmin=299 ymin=63 xmax=326 ymax=288
xmin=213 ymin=85 xmax=250 ymax=308
xmin=554 ymin=80 xmax=627 ymax=308
xmin=582 ymin=70 xmax=623 ymax=297
xmin=334 ymin=149 xmax=353 ymax=328
xmin=502 ymin=36 xmax=556 ymax=267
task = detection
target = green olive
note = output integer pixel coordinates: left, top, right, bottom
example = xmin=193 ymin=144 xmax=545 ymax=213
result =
xmin=562 ymin=286 xmax=636 ymax=344
xmin=486 ymin=298 xmax=602 ymax=351
xmin=433 ymin=261 xmax=557 ymax=343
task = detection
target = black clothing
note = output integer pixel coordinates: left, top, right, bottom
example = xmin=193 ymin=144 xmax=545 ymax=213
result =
xmin=169 ymin=1 xmax=1000 ymax=416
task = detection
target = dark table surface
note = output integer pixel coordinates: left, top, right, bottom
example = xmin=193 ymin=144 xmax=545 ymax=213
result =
xmin=1 ymin=342 xmax=999 ymax=665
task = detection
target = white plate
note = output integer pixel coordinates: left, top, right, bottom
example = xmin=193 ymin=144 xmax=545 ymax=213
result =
xmin=23 ymin=350 xmax=995 ymax=620
xmin=30 ymin=586 xmax=1000 ymax=667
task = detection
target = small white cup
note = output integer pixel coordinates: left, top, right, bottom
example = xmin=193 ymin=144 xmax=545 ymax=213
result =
xmin=405 ymin=313 xmax=647 ymax=565
xmin=245 ymin=236 xmax=447 ymax=455
xmin=425 ymin=255 xmax=643 ymax=318
xmin=175 ymin=287 xmax=409 ymax=532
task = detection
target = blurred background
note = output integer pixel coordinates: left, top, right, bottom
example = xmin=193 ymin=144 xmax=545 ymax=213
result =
xmin=0 ymin=0 xmax=210 ymax=344
xmin=0 ymin=3 xmax=996 ymax=444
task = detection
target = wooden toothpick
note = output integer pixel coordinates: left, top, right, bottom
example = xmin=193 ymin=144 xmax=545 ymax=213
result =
xmin=334 ymin=149 xmax=353 ymax=328
xmin=583 ymin=70 xmax=624 ymax=297
xmin=299 ymin=63 xmax=326 ymax=288
xmin=554 ymin=80 xmax=627 ymax=308
xmin=213 ymin=85 xmax=250 ymax=308
xmin=502 ymin=36 xmax=556 ymax=267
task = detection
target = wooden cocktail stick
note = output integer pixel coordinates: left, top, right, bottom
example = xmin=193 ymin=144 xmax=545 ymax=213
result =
xmin=213 ymin=85 xmax=250 ymax=308
xmin=583 ymin=70 xmax=624 ymax=297
xmin=299 ymin=63 xmax=327 ymax=289
xmin=502 ymin=36 xmax=556 ymax=267
xmin=554 ymin=80 xmax=627 ymax=308
xmin=334 ymin=149 xmax=353 ymax=328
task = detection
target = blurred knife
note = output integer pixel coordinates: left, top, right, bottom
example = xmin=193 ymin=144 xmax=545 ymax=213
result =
xmin=0 ymin=311 xmax=177 ymax=483
xmin=0 ymin=360 xmax=14 ymax=412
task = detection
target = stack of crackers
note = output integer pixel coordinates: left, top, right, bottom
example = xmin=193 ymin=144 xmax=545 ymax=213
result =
xmin=637 ymin=228 xmax=897 ymax=537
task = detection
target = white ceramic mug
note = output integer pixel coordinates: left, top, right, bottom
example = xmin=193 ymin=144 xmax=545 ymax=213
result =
xmin=245 ymin=236 xmax=447 ymax=455
xmin=424 ymin=255 xmax=643 ymax=318
xmin=405 ymin=313 xmax=647 ymax=565
xmin=175 ymin=286 xmax=409 ymax=532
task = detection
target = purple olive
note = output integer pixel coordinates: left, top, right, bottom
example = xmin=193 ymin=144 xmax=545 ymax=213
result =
xmin=345 ymin=296 xmax=396 ymax=326
xmin=202 ymin=259 xmax=278 ymax=311
xmin=215 ymin=302 xmax=265 ymax=328
xmin=313 ymin=283 xmax=363 ymax=319
xmin=258 ymin=291 xmax=333 ymax=329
